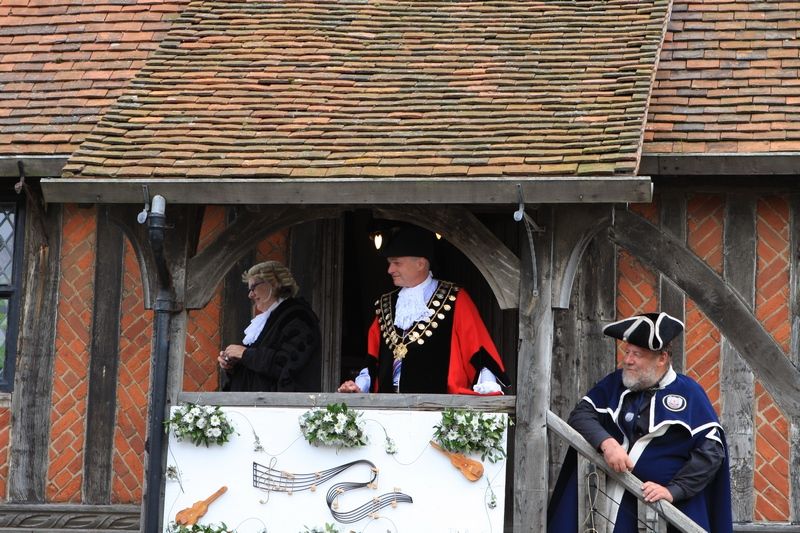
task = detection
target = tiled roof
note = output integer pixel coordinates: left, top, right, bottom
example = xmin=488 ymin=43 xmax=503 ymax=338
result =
xmin=645 ymin=0 xmax=800 ymax=154
xmin=60 ymin=0 xmax=671 ymax=180
xmin=0 ymin=0 xmax=189 ymax=156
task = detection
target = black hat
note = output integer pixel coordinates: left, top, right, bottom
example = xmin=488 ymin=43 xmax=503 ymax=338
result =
xmin=379 ymin=225 xmax=435 ymax=261
xmin=603 ymin=312 xmax=684 ymax=351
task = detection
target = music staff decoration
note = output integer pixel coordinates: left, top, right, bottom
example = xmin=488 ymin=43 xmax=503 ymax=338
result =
xmin=252 ymin=459 xmax=412 ymax=523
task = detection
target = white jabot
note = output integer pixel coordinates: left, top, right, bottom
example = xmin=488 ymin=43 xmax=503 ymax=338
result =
xmin=394 ymin=273 xmax=437 ymax=330
xmin=241 ymin=298 xmax=284 ymax=345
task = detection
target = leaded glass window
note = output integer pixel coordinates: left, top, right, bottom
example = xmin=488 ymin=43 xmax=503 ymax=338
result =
xmin=0 ymin=200 xmax=22 ymax=392
xmin=0 ymin=207 xmax=15 ymax=286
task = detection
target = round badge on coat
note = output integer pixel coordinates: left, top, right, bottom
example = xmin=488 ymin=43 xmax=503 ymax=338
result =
xmin=663 ymin=394 xmax=687 ymax=412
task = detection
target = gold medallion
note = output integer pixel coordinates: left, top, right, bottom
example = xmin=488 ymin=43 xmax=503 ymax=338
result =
xmin=394 ymin=344 xmax=408 ymax=359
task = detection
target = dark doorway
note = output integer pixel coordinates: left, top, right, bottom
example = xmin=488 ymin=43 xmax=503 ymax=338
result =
xmin=339 ymin=210 xmax=519 ymax=392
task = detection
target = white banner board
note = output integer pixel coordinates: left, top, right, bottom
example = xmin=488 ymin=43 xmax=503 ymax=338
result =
xmin=164 ymin=406 xmax=508 ymax=533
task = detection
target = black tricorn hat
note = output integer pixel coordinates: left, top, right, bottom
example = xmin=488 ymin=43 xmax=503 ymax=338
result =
xmin=379 ymin=225 xmax=435 ymax=261
xmin=603 ymin=312 xmax=684 ymax=351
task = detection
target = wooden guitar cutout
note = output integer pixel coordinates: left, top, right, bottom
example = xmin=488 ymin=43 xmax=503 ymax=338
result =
xmin=430 ymin=441 xmax=484 ymax=482
xmin=175 ymin=485 xmax=227 ymax=525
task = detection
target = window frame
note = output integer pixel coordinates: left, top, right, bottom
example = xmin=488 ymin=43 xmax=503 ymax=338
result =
xmin=0 ymin=197 xmax=25 ymax=393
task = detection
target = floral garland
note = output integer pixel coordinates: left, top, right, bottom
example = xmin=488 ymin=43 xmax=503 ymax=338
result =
xmin=298 ymin=403 xmax=368 ymax=448
xmin=432 ymin=408 xmax=511 ymax=463
xmin=301 ymin=524 xmax=345 ymax=533
xmin=166 ymin=403 xmax=236 ymax=447
xmin=166 ymin=523 xmax=236 ymax=533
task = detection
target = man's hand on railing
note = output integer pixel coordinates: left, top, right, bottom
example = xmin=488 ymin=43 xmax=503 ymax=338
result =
xmin=599 ymin=437 xmax=634 ymax=473
xmin=642 ymin=481 xmax=674 ymax=503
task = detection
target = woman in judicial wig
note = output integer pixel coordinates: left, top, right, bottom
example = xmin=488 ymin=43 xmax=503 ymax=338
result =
xmin=218 ymin=261 xmax=321 ymax=392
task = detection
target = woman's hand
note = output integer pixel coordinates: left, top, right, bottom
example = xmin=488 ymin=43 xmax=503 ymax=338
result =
xmin=218 ymin=344 xmax=246 ymax=370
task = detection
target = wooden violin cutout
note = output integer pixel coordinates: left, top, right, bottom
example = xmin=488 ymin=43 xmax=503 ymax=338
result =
xmin=430 ymin=441 xmax=484 ymax=482
xmin=175 ymin=485 xmax=227 ymax=525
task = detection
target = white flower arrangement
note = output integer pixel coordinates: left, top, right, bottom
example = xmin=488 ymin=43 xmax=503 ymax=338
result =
xmin=166 ymin=523 xmax=234 ymax=533
xmin=165 ymin=403 xmax=235 ymax=447
xmin=432 ymin=408 xmax=511 ymax=463
xmin=298 ymin=403 xmax=368 ymax=449
xmin=301 ymin=524 xmax=345 ymax=533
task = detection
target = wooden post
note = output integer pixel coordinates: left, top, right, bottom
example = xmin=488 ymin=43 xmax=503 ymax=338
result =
xmin=289 ymin=218 xmax=343 ymax=392
xmin=83 ymin=206 xmax=125 ymax=504
xmin=720 ymin=196 xmax=756 ymax=521
xmin=790 ymin=194 xmax=800 ymax=524
xmin=514 ymin=207 xmax=553 ymax=531
xmin=7 ymin=201 xmax=61 ymax=502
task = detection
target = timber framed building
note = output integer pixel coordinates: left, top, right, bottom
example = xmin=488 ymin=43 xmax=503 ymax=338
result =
xmin=0 ymin=0 xmax=799 ymax=531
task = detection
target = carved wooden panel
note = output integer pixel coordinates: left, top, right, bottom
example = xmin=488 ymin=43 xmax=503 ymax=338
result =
xmin=0 ymin=503 xmax=139 ymax=530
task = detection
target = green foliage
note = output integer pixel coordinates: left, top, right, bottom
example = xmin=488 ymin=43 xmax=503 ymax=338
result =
xmin=166 ymin=522 xmax=234 ymax=533
xmin=298 ymin=402 xmax=368 ymax=448
xmin=165 ymin=403 xmax=236 ymax=447
xmin=432 ymin=408 xmax=511 ymax=463
xmin=301 ymin=523 xmax=342 ymax=533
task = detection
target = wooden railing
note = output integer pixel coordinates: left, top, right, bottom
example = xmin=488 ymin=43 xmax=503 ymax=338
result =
xmin=546 ymin=410 xmax=707 ymax=533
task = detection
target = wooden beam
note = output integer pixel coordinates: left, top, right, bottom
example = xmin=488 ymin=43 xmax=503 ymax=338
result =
xmin=720 ymin=196 xmax=757 ymax=522
xmin=40 ymin=176 xmax=653 ymax=205
xmin=642 ymin=153 xmax=800 ymax=177
xmin=289 ymin=218 xmax=343 ymax=392
xmin=8 ymin=201 xmax=61 ymax=502
xmin=551 ymin=204 xmax=612 ymax=309
xmin=0 ymin=156 xmax=68 ymax=178
xmin=0 ymin=503 xmax=139 ymax=530
xmin=373 ymin=206 xmax=520 ymax=310
xmin=176 ymin=391 xmax=515 ymax=412
xmin=790 ymin=194 xmax=800 ymax=524
xmin=514 ymin=207 xmax=554 ymax=531
xmin=83 ymin=207 xmax=124 ymax=504
xmin=106 ymin=205 xmax=158 ymax=310
xmin=608 ymin=208 xmax=800 ymax=419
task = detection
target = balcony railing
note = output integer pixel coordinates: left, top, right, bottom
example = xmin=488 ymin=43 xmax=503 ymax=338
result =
xmin=547 ymin=409 xmax=706 ymax=533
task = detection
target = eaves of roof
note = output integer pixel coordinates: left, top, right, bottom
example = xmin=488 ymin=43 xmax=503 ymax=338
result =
xmin=40 ymin=0 xmax=670 ymax=204
xmin=644 ymin=0 xmax=800 ymax=155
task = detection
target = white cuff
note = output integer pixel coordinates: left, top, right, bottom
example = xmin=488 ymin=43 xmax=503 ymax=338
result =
xmin=473 ymin=368 xmax=502 ymax=394
xmin=354 ymin=367 xmax=371 ymax=393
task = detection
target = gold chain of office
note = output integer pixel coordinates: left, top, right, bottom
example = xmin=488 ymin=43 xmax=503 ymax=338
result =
xmin=376 ymin=281 xmax=459 ymax=361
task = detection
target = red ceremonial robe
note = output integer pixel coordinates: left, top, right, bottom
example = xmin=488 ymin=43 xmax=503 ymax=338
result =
xmin=366 ymin=281 xmax=508 ymax=394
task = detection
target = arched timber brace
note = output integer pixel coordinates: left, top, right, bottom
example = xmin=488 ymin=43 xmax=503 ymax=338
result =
xmin=373 ymin=206 xmax=520 ymax=310
xmin=550 ymin=204 xmax=612 ymax=310
xmin=107 ymin=205 xmax=159 ymax=308
xmin=608 ymin=207 xmax=800 ymax=419
xmin=186 ymin=205 xmax=522 ymax=311
xmin=185 ymin=206 xmax=342 ymax=309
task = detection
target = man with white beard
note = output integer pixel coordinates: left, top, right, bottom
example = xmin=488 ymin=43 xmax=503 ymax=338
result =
xmin=547 ymin=312 xmax=732 ymax=533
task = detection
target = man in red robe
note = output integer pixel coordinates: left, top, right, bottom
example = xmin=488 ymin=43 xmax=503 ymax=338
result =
xmin=339 ymin=226 xmax=508 ymax=394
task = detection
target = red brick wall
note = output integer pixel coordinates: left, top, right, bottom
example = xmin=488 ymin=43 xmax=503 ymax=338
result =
xmin=183 ymin=207 xmax=226 ymax=393
xmin=182 ymin=208 xmax=290 ymax=393
xmin=753 ymin=197 xmax=790 ymax=521
xmin=112 ymin=239 xmax=152 ymax=503
xmin=48 ymin=204 xmax=96 ymax=502
xmin=685 ymin=195 xmax=724 ymax=408
xmin=617 ymin=194 xmax=793 ymax=521
xmin=0 ymin=407 xmax=10 ymax=498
